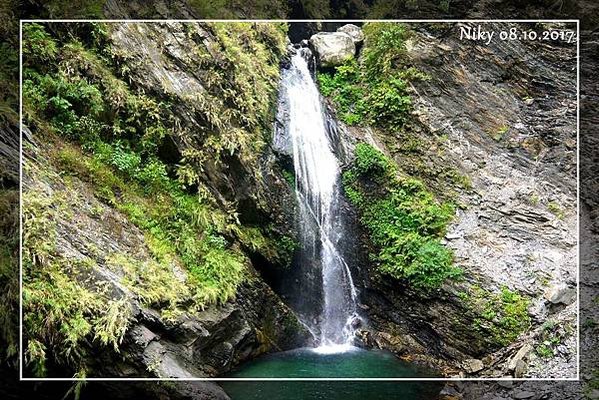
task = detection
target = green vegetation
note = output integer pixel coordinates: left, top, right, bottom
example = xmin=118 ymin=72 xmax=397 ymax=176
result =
xmin=0 ymin=0 xmax=19 ymax=125
xmin=237 ymin=226 xmax=298 ymax=267
xmin=25 ymin=0 xmax=336 ymax=20
xmin=343 ymin=143 xmax=459 ymax=290
xmin=438 ymin=0 xmax=451 ymax=13
xmin=491 ymin=125 xmax=509 ymax=141
xmin=23 ymin=0 xmax=106 ymax=18
xmin=0 ymin=0 xmax=20 ymax=373
xmin=317 ymin=23 xmax=427 ymax=129
xmin=534 ymin=319 xmax=571 ymax=359
xmin=0 ymin=189 xmax=19 ymax=366
xmin=466 ymin=285 xmax=531 ymax=347
xmin=586 ymin=369 xmax=599 ymax=398
xmin=188 ymin=0 xmax=289 ymax=18
xmin=582 ymin=318 xmax=597 ymax=330
xmin=282 ymin=169 xmax=296 ymax=187
xmin=443 ymin=169 xmax=472 ymax=191
xmin=547 ymin=201 xmax=564 ymax=219
xmin=536 ymin=344 xmax=553 ymax=358
xmin=368 ymin=0 xmax=453 ymax=18
xmin=21 ymin=22 xmax=292 ymax=377
xmin=22 ymin=190 xmax=131 ymax=376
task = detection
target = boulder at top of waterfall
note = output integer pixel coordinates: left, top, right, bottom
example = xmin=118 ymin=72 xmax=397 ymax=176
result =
xmin=309 ymin=32 xmax=355 ymax=68
xmin=336 ymin=24 xmax=364 ymax=44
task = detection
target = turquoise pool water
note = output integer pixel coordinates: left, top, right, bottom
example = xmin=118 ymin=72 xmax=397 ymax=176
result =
xmin=220 ymin=346 xmax=443 ymax=400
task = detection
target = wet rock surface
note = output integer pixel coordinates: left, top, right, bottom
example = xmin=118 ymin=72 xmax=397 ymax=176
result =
xmin=444 ymin=26 xmax=598 ymax=399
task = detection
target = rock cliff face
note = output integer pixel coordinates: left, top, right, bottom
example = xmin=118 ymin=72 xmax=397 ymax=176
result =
xmin=317 ymin=22 xmax=577 ymax=378
xmin=21 ymin=21 xmax=310 ymax=382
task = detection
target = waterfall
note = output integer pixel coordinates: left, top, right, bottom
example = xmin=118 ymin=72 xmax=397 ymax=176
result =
xmin=280 ymin=50 xmax=360 ymax=349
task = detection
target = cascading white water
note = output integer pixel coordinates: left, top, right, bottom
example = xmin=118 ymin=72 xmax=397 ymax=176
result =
xmin=282 ymin=51 xmax=359 ymax=349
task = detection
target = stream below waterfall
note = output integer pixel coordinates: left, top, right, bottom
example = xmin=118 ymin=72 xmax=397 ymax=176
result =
xmin=219 ymin=48 xmax=438 ymax=387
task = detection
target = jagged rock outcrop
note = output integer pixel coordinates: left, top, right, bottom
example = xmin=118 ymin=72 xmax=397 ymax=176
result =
xmin=23 ymin=131 xmax=311 ymax=379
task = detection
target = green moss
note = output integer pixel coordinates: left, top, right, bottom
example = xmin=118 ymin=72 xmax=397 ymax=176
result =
xmin=185 ymin=22 xmax=287 ymax=169
xmin=467 ymin=286 xmax=531 ymax=347
xmin=237 ymin=226 xmax=297 ymax=268
xmin=343 ymin=143 xmax=459 ymax=291
xmin=547 ymin=201 xmax=564 ymax=219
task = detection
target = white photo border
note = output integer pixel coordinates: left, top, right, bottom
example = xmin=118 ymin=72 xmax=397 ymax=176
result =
xmin=18 ymin=18 xmax=581 ymax=382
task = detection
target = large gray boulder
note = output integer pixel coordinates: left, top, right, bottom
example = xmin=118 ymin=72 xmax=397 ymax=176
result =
xmin=309 ymin=32 xmax=355 ymax=67
xmin=337 ymin=24 xmax=364 ymax=44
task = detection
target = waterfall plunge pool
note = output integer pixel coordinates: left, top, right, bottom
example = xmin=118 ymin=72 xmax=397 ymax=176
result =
xmin=220 ymin=346 xmax=442 ymax=399
xmin=223 ymin=346 xmax=438 ymax=378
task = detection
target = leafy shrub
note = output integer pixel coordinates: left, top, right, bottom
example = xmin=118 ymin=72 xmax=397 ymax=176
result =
xmin=91 ymin=140 xmax=171 ymax=193
xmin=343 ymin=143 xmax=459 ymax=290
xmin=54 ymin=143 xmax=246 ymax=312
xmin=0 ymin=189 xmax=20 ymax=366
xmin=367 ymin=77 xmax=412 ymax=127
xmin=23 ymin=71 xmax=104 ymax=135
xmin=361 ymin=23 xmax=410 ymax=81
xmin=353 ymin=141 xmax=393 ymax=177
xmin=468 ymin=286 xmax=531 ymax=347
xmin=22 ymin=23 xmax=58 ymax=68
xmin=317 ymin=23 xmax=426 ymax=130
